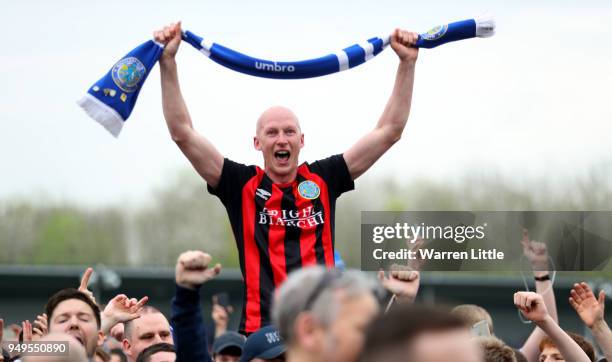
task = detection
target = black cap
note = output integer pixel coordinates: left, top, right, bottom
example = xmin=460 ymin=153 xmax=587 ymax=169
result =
xmin=212 ymin=331 xmax=246 ymax=355
xmin=240 ymin=325 xmax=286 ymax=362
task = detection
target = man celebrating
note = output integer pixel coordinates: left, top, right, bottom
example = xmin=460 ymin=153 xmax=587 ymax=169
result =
xmin=154 ymin=22 xmax=418 ymax=334
xmin=44 ymin=288 xmax=104 ymax=359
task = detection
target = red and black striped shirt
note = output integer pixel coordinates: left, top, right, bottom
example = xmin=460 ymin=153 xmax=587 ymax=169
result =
xmin=208 ymin=154 xmax=354 ymax=334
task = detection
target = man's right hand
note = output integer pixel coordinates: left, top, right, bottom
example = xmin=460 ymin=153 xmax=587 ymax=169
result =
xmin=154 ymin=22 xmax=182 ymax=62
xmin=521 ymin=229 xmax=549 ymax=272
xmin=175 ymin=250 xmax=222 ymax=290
xmin=101 ymin=294 xmax=149 ymax=334
xmin=514 ymin=291 xmax=550 ymax=323
xmin=378 ymin=269 xmax=420 ymax=303
xmin=78 ymin=267 xmax=97 ymax=305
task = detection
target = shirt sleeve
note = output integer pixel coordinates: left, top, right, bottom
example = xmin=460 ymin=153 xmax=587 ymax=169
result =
xmin=308 ymin=154 xmax=355 ymax=197
xmin=207 ymin=158 xmax=257 ymax=205
xmin=171 ymin=285 xmax=213 ymax=362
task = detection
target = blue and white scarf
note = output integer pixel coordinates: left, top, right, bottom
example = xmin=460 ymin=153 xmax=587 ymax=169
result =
xmin=78 ymin=16 xmax=494 ymax=137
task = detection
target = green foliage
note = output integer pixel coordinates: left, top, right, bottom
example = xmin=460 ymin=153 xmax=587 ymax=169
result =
xmin=0 ymin=203 xmax=127 ymax=265
xmin=1 ymin=166 xmax=611 ymax=274
xmin=31 ymin=209 xmax=86 ymax=263
xmin=134 ymin=170 xmax=233 ymax=266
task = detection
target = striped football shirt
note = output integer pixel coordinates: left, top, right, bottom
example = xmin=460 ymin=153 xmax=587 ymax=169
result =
xmin=208 ymin=154 xmax=354 ymax=334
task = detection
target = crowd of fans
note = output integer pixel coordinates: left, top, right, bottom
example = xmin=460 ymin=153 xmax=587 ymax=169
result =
xmin=1 ymin=233 xmax=610 ymax=362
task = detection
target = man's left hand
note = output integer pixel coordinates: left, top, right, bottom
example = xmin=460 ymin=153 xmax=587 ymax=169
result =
xmin=390 ymin=28 xmax=419 ymax=63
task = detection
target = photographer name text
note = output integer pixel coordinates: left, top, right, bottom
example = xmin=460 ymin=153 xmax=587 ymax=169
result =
xmin=373 ymin=248 xmax=504 ymax=261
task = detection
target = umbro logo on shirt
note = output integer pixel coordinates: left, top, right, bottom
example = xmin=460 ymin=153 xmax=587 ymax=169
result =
xmin=256 ymin=188 xmax=272 ymax=201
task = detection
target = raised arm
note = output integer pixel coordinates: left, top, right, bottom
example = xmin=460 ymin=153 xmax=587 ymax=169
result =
xmin=519 ymin=230 xmax=558 ymax=361
xmin=514 ymin=292 xmax=591 ymax=362
xmin=344 ymin=28 xmax=418 ymax=180
xmin=172 ymin=250 xmax=220 ymax=362
xmin=155 ymin=22 xmax=224 ymax=188
xmin=570 ymin=282 xmax=612 ymax=361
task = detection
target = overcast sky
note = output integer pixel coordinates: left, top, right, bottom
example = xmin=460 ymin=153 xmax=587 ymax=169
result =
xmin=1 ymin=0 xmax=611 ymax=207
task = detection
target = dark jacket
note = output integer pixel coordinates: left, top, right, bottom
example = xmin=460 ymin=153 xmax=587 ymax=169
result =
xmin=171 ymin=284 xmax=212 ymax=362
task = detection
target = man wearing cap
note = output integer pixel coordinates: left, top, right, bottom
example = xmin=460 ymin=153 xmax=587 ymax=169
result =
xmin=212 ymin=331 xmax=246 ymax=362
xmin=240 ymin=326 xmax=286 ymax=362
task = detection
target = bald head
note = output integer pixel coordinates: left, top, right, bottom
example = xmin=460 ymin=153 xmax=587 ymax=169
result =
xmin=123 ymin=307 xmax=172 ymax=362
xmin=124 ymin=306 xmax=164 ymax=341
xmin=256 ymin=106 xmax=301 ymax=135
xmin=253 ymin=105 xmax=305 ymax=183
xmin=23 ymin=333 xmax=87 ymax=362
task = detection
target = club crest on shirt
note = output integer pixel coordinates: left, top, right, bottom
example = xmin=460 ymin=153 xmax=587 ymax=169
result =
xmin=422 ymin=24 xmax=448 ymax=41
xmin=298 ymin=180 xmax=320 ymax=200
xmin=111 ymin=57 xmax=146 ymax=93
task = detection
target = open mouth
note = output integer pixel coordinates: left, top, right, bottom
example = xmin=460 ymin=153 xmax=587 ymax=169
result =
xmin=274 ymin=150 xmax=290 ymax=163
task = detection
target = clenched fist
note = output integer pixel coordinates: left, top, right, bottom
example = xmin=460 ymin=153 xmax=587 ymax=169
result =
xmin=175 ymin=250 xmax=222 ymax=290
